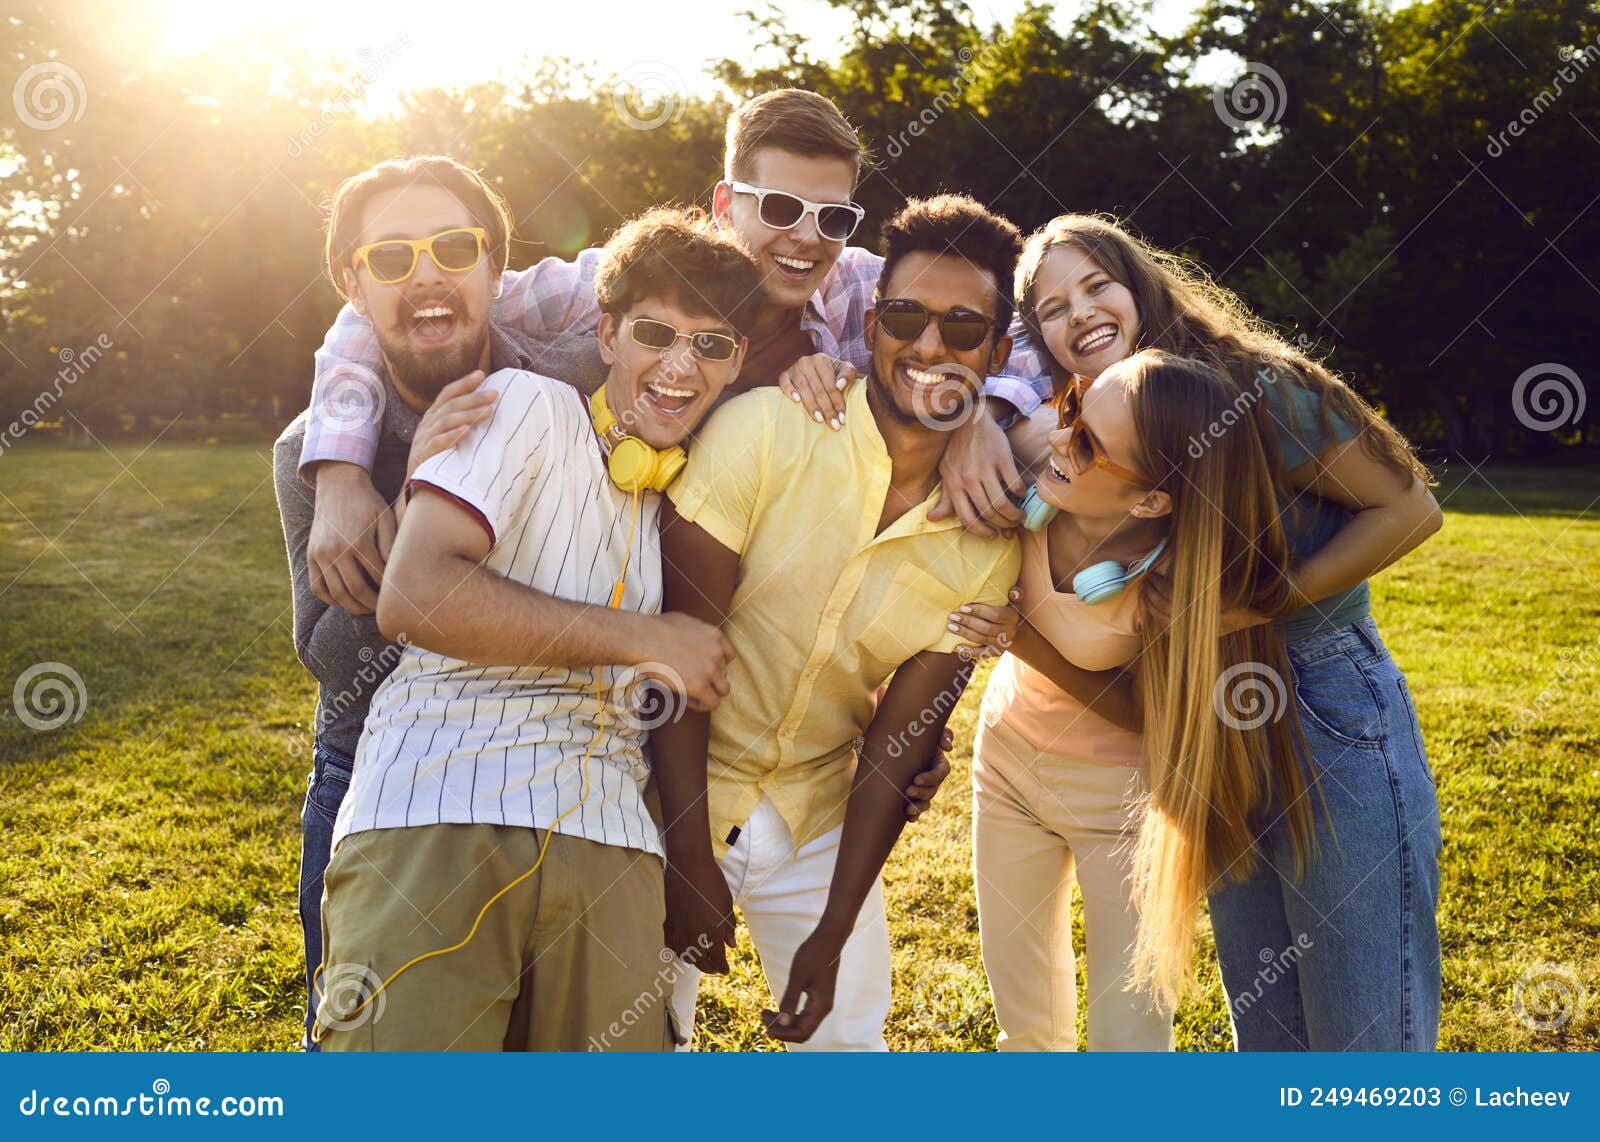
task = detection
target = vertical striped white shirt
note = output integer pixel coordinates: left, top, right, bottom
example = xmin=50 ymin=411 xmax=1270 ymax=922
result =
xmin=331 ymin=369 xmax=664 ymax=858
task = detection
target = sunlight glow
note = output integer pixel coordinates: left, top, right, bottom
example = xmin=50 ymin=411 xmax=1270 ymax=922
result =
xmin=152 ymin=1 xmax=1202 ymax=110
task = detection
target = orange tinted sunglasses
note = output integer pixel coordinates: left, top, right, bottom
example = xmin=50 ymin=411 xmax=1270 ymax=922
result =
xmin=351 ymin=227 xmax=489 ymax=284
xmin=1052 ymin=375 xmax=1149 ymax=486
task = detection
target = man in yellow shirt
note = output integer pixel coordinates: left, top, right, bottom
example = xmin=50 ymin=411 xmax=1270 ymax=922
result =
xmin=654 ymin=195 xmax=1024 ymax=1049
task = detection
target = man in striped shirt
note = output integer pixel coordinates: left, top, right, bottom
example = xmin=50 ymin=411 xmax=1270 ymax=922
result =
xmin=311 ymin=159 xmax=756 ymax=1050
xmin=298 ymin=90 xmax=1053 ymax=621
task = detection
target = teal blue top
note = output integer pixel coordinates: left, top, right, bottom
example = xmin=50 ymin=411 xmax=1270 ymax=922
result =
xmin=1262 ymin=373 xmax=1369 ymax=644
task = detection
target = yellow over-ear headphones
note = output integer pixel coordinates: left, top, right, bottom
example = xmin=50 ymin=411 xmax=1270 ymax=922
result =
xmin=590 ymin=385 xmax=686 ymax=494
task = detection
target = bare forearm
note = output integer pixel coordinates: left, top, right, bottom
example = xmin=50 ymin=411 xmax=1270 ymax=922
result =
xmin=817 ymin=660 xmax=973 ymax=938
xmin=652 ymin=710 xmax=716 ymax=865
xmin=655 ymin=500 xmax=740 ymax=867
xmin=1291 ymin=488 xmax=1443 ymax=605
xmin=378 ymin=552 xmax=657 ymax=668
xmin=1011 ymin=620 xmax=1142 ymax=731
xmin=816 ymin=741 xmax=926 ymax=941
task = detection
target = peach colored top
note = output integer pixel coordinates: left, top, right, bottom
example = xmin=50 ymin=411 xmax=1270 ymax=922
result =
xmin=980 ymin=526 xmax=1146 ymax=766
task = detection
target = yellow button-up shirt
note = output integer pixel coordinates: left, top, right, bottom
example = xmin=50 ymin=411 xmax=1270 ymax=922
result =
xmin=668 ymin=383 xmax=1021 ymax=855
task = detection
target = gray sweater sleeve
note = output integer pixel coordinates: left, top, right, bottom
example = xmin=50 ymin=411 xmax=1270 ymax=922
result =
xmin=498 ymin=326 xmax=609 ymax=397
xmin=273 ymin=416 xmax=398 ymax=756
xmin=273 ymin=414 xmax=329 ymax=673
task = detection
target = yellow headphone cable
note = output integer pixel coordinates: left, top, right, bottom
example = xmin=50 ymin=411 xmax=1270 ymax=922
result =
xmin=310 ymin=482 xmax=644 ymax=1044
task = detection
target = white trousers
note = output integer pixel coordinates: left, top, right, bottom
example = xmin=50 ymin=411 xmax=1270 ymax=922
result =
xmin=668 ymin=796 xmax=891 ymax=1051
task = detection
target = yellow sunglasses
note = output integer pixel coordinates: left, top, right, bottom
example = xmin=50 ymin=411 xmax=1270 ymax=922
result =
xmin=351 ymin=227 xmax=489 ymax=285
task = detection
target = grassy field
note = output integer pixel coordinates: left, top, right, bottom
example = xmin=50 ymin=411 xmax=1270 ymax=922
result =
xmin=1 ymin=444 xmax=1596 ymax=1051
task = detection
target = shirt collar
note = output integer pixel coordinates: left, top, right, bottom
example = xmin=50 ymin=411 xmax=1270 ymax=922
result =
xmin=842 ymin=378 xmax=966 ymax=540
xmin=799 ymin=290 xmax=829 ymax=331
xmin=799 ymin=251 xmax=853 ymax=332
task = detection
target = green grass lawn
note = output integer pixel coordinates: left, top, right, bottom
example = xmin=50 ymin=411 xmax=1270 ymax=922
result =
xmin=1 ymin=445 xmax=1596 ymax=1051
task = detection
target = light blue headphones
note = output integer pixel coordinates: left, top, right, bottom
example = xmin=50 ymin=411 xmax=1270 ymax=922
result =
xmin=1019 ymin=483 xmax=1166 ymax=602
xmin=1073 ymin=536 xmax=1168 ymax=603
xmin=1020 ymin=485 xmax=1058 ymax=531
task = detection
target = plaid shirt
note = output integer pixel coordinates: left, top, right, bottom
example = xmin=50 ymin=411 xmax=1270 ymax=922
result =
xmin=299 ymin=245 xmax=1054 ymax=475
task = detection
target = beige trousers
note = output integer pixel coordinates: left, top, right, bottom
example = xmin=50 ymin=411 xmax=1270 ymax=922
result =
xmin=972 ymin=715 xmax=1174 ymax=1051
xmin=317 ymin=823 xmax=674 ymax=1052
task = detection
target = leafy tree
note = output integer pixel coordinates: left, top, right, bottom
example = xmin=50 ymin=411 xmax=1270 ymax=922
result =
xmin=1 ymin=0 xmax=1593 ymax=457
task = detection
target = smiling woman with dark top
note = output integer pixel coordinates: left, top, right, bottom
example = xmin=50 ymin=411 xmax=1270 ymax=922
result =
xmin=989 ymin=213 xmax=1444 ymax=1051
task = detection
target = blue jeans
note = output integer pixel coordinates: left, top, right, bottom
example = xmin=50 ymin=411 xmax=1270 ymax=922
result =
xmin=1208 ymin=616 xmax=1441 ymax=1051
xmin=298 ymin=739 xmax=354 ymax=1052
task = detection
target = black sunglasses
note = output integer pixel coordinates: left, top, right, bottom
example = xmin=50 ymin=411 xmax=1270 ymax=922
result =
xmin=874 ymin=298 xmax=996 ymax=351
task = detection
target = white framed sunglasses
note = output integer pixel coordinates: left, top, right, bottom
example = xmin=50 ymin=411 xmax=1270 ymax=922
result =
xmin=724 ymin=181 xmax=865 ymax=241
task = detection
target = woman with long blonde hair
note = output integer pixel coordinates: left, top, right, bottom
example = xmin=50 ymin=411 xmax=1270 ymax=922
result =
xmin=984 ymin=212 xmax=1442 ymax=1050
xmin=965 ymin=347 xmax=1307 ymax=1051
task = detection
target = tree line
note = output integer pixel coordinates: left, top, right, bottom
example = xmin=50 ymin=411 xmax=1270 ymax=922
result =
xmin=1 ymin=0 xmax=1595 ymax=459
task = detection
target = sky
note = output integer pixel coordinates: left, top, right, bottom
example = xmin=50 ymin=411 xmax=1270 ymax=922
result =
xmin=153 ymin=0 xmax=1206 ymax=110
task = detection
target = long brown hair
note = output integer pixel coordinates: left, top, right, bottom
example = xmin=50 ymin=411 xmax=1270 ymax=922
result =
xmin=1016 ymin=213 xmax=1433 ymax=491
xmin=1117 ymin=350 xmax=1315 ymax=1008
